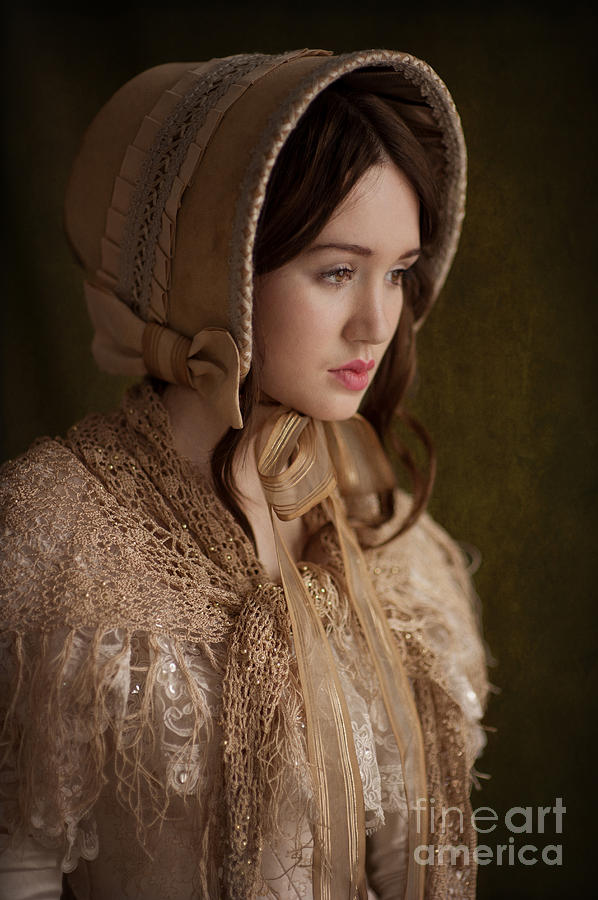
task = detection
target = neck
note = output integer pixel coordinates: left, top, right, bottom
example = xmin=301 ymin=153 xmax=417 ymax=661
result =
xmin=161 ymin=384 xmax=283 ymax=474
xmin=161 ymin=384 xmax=307 ymax=580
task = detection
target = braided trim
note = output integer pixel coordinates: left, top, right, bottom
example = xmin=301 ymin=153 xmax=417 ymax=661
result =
xmin=230 ymin=49 xmax=467 ymax=375
xmin=99 ymin=54 xmax=271 ymax=319
xmin=127 ymin=54 xmax=270 ymax=319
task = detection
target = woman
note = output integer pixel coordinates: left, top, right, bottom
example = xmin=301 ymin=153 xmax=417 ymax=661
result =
xmin=0 ymin=48 xmax=489 ymax=899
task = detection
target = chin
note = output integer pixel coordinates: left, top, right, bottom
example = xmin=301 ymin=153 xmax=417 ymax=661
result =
xmin=287 ymin=395 xmax=363 ymax=422
xmin=262 ymin=377 xmax=366 ymax=422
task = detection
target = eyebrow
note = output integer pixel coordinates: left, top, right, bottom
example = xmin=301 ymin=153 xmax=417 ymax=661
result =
xmin=305 ymin=241 xmax=421 ymax=259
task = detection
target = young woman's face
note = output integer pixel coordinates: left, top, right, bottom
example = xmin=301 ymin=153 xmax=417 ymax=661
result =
xmin=253 ymin=163 xmax=420 ymax=421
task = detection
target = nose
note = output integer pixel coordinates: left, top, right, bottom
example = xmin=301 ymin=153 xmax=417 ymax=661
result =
xmin=342 ymin=281 xmax=402 ymax=347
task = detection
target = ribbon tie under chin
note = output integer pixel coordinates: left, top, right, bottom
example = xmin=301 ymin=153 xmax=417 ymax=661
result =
xmin=256 ymin=410 xmax=429 ymax=900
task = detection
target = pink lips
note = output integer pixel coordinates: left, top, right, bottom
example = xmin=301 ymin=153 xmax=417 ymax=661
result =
xmin=328 ymin=358 xmax=375 ymax=392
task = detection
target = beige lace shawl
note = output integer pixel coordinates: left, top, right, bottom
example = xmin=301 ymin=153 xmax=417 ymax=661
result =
xmin=0 ymin=381 xmax=488 ymax=898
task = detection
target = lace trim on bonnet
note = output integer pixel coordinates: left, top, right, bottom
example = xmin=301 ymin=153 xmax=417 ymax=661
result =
xmin=0 ymin=382 xmax=489 ymax=897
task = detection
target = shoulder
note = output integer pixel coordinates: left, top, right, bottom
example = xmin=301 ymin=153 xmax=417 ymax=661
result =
xmin=359 ymin=488 xmax=475 ymax=593
xmin=1 ymin=436 xmax=117 ymax=548
xmin=2 ymin=436 xmax=97 ymax=503
xmin=1 ymin=438 xmax=105 ymax=538
xmin=363 ymin=489 xmax=490 ymax=741
xmin=0 ymin=439 xmax=119 ymax=628
xmin=0 ymin=428 xmax=232 ymax=635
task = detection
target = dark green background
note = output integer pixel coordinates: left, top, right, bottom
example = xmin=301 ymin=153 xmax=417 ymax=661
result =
xmin=2 ymin=2 xmax=596 ymax=896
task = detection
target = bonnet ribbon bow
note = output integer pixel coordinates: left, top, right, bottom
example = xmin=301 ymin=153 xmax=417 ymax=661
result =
xmin=257 ymin=410 xmax=429 ymax=900
xmin=84 ymin=280 xmax=243 ymax=429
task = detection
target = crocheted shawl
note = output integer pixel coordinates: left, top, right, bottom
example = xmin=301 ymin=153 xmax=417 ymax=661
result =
xmin=0 ymin=381 xmax=488 ymax=898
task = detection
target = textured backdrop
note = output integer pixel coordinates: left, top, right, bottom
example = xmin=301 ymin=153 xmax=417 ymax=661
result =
xmin=1 ymin=2 xmax=596 ymax=896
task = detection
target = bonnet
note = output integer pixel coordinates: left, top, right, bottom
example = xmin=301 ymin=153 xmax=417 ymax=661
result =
xmin=65 ymin=48 xmax=466 ymax=431
xmin=64 ymin=49 xmax=467 ymax=900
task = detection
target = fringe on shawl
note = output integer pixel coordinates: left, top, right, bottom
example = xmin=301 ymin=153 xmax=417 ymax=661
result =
xmin=0 ymin=615 xmax=314 ymax=896
xmin=0 ymin=626 xmax=221 ymax=876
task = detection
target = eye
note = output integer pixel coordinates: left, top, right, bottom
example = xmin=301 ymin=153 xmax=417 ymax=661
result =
xmin=387 ymin=268 xmax=406 ymax=287
xmin=320 ymin=265 xmax=355 ymax=287
xmin=319 ymin=263 xmax=413 ymax=289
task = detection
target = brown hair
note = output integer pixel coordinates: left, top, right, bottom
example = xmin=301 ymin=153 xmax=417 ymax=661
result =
xmin=211 ymin=83 xmax=441 ymax=545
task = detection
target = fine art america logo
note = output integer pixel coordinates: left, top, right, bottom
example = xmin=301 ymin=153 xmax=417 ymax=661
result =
xmin=413 ymin=798 xmax=566 ymax=867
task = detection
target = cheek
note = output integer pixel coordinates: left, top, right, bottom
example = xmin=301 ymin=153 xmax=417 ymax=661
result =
xmin=256 ymin=283 xmax=331 ymax=360
xmin=260 ymin=300 xmax=299 ymax=343
xmin=386 ymin=297 xmax=404 ymax=340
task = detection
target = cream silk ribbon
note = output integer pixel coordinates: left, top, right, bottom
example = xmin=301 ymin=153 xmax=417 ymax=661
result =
xmin=84 ymin=280 xmax=243 ymax=429
xmin=257 ymin=410 xmax=429 ymax=900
